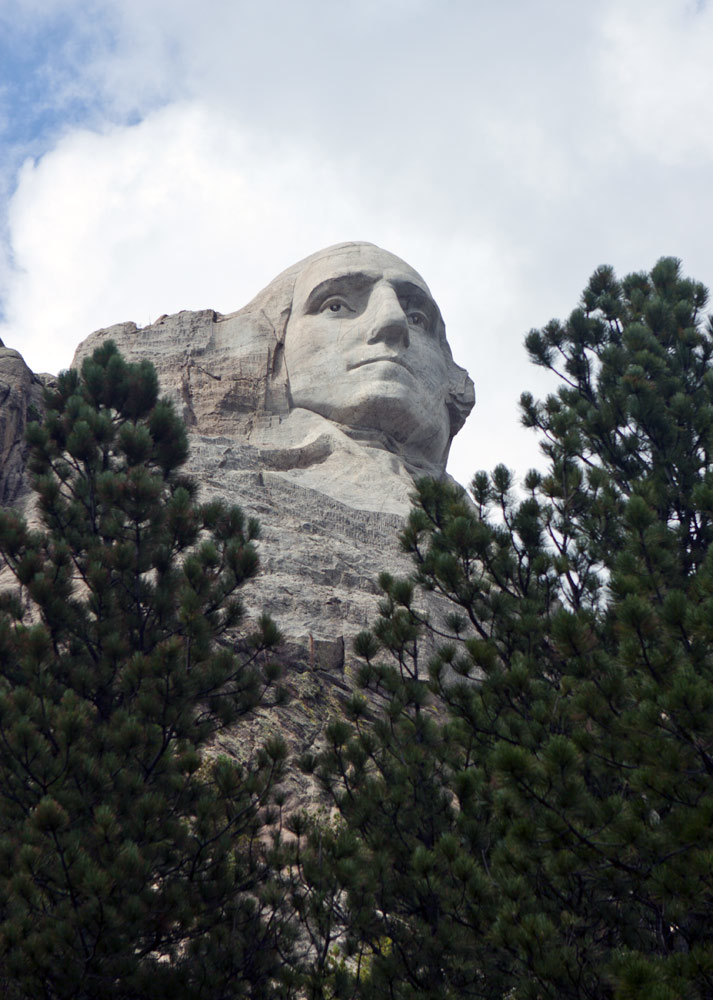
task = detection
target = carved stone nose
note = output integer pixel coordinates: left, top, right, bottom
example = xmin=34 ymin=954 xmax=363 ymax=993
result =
xmin=366 ymin=286 xmax=410 ymax=348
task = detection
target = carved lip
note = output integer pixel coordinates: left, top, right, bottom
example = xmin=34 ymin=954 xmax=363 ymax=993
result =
xmin=348 ymin=356 xmax=414 ymax=376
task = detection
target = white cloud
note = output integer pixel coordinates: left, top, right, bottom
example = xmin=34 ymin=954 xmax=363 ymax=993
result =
xmin=3 ymin=0 xmax=713 ymax=488
xmin=0 ymin=99 xmax=519 ymax=485
xmin=599 ymin=0 xmax=713 ymax=163
xmin=2 ymin=103 xmax=365 ymax=373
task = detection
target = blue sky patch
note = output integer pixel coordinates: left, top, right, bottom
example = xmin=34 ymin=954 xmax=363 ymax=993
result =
xmin=0 ymin=9 xmax=114 ymax=167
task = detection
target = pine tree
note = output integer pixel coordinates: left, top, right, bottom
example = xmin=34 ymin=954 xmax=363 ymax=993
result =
xmin=300 ymin=257 xmax=713 ymax=999
xmin=288 ymin=571 xmax=501 ymax=1000
xmin=0 ymin=342 xmax=289 ymax=999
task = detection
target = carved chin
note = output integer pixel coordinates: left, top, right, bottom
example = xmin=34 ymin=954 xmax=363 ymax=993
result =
xmin=303 ymin=389 xmax=448 ymax=465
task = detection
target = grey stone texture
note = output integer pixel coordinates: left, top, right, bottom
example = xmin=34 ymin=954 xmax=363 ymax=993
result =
xmin=2 ymin=243 xmax=475 ymax=786
xmin=71 ymin=243 xmax=474 ymax=656
xmin=0 ymin=342 xmax=53 ymax=507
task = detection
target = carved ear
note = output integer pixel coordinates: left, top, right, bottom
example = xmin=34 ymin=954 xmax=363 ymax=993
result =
xmin=446 ymin=365 xmax=475 ymax=437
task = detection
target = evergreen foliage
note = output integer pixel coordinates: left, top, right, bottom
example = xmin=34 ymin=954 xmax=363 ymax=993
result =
xmin=0 ymin=342 xmax=288 ymax=999
xmin=298 ymin=257 xmax=713 ymax=999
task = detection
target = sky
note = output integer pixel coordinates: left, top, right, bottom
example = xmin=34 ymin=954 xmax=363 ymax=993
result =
xmin=1 ymin=0 xmax=712 ymax=488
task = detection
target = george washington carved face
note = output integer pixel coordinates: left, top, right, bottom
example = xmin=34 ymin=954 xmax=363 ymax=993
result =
xmin=74 ymin=242 xmax=474 ymax=481
xmin=282 ymin=243 xmax=471 ymax=470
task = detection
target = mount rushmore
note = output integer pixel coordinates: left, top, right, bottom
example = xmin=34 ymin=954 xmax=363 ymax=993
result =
xmin=0 ymin=241 xmax=475 ymax=756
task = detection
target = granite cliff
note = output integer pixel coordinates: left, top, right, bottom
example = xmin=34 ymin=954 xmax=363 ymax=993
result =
xmin=0 ymin=342 xmax=54 ymax=508
xmin=0 ymin=242 xmax=475 ymax=778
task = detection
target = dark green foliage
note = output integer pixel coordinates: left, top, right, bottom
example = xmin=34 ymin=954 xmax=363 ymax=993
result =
xmin=0 ymin=342 xmax=288 ymax=999
xmin=288 ymin=614 xmax=494 ymax=1000
xmin=299 ymin=258 xmax=713 ymax=999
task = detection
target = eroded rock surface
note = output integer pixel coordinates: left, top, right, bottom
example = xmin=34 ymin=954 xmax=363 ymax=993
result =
xmin=2 ymin=243 xmax=475 ymax=795
xmin=0 ymin=342 xmax=53 ymax=507
xmin=71 ymin=243 xmax=474 ymax=646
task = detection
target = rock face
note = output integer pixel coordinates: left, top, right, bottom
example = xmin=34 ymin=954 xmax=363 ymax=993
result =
xmin=0 ymin=342 xmax=52 ymax=507
xmin=71 ymin=243 xmax=475 ymax=655
xmin=2 ymin=242 xmax=475 ymax=774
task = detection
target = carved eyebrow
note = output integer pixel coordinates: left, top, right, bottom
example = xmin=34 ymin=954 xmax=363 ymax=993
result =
xmin=302 ymin=272 xmax=377 ymax=313
xmin=392 ymin=282 xmax=437 ymax=324
xmin=392 ymin=281 xmax=434 ymax=307
xmin=300 ymin=272 xmax=437 ymax=324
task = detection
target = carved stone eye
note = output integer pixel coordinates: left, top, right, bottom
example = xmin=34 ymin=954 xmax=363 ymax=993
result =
xmin=320 ymin=297 xmax=349 ymax=314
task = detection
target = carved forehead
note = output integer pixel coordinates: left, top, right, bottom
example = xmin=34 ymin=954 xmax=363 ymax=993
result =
xmin=291 ymin=244 xmax=434 ymax=311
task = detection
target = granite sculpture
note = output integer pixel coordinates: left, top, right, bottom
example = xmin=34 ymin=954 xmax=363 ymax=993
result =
xmin=4 ymin=243 xmax=475 ymax=763
xmin=73 ymin=242 xmax=473 ymax=513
